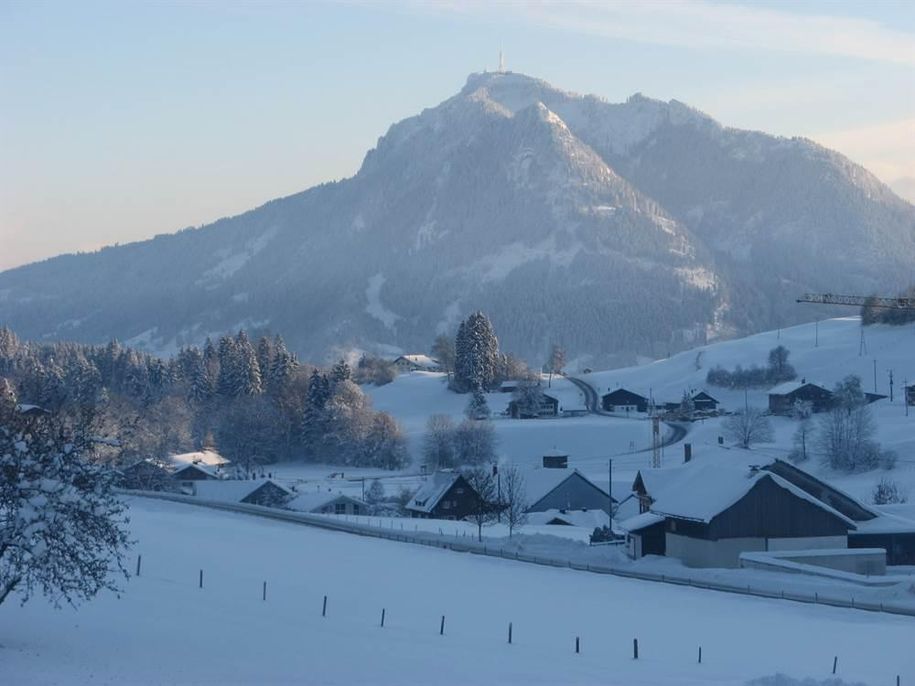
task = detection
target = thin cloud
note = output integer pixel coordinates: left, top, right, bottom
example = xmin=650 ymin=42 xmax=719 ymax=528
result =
xmin=394 ymin=0 xmax=915 ymax=66
xmin=812 ymin=117 xmax=915 ymax=182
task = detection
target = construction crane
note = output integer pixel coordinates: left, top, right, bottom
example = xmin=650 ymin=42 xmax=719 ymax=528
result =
xmin=796 ymin=293 xmax=915 ymax=310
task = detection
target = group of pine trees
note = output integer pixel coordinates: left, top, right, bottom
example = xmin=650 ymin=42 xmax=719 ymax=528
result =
xmin=0 ymin=325 xmax=406 ymax=471
xmin=448 ymin=312 xmax=531 ymax=393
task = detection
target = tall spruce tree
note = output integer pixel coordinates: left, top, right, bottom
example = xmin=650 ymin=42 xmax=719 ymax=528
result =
xmin=454 ymin=312 xmax=499 ymax=392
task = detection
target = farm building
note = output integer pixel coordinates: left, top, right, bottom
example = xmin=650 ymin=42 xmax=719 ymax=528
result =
xmin=287 ymin=491 xmax=366 ymax=515
xmin=767 ymin=380 xmax=833 ymax=415
xmin=500 ymin=380 xmax=520 ymax=393
xmin=168 ymin=448 xmax=231 ymax=470
xmin=762 ymin=459 xmax=915 ymax=565
xmin=622 ymin=462 xmax=857 ymax=568
xmin=406 ymin=471 xmax=481 ymax=520
xmin=601 ymin=388 xmax=649 ymax=413
xmin=393 ymin=355 xmax=441 ymax=373
xmin=192 ymin=478 xmax=292 ymax=507
xmin=508 ymin=393 xmax=559 ymax=418
xmin=528 ymin=509 xmax=611 ymax=529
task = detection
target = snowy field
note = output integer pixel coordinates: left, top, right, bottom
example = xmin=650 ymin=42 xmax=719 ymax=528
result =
xmin=2 ymin=497 xmax=912 ymax=686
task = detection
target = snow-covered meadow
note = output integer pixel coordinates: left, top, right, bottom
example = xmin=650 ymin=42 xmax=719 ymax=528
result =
xmin=2 ymin=497 xmax=912 ymax=686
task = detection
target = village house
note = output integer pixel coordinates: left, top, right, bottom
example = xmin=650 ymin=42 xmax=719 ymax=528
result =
xmin=767 ymin=380 xmax=833 ymax=415
xmin=508 ymin=393 xmax=559 ymax=418
xmin=393 ymin=354 xmax=441 ymax=373
xmin=192 ymin=478 xmax=292 ymax=508
xmin=120 ymin=459 xmax=174 ymax=491
xmin=406 ymin=471 xmax=481 ymax=520
xmin=517 ymin=456 xmax=615 ymax=515
xmin=690 ymin=391 xmax=720 ymax=413
xmin=601 ymin=388 xmax=649 ymax=413
xmin=172 ymin=463 xmax=221 ymax=483
xmin=287 ymin=490 xmax=366 ymax=515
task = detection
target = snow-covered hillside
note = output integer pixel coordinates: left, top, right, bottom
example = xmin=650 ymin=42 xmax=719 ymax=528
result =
xmin=365 ymin=372 xmax=659 ymax=475
xmin=2 ymin=497 xmax=911 ymax=685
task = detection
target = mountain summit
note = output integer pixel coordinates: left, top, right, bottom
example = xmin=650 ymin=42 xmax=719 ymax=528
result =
xmin=2 ymin=72 xmax=913 ymax=365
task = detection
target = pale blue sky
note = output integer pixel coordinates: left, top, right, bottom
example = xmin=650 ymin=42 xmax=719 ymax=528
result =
xmin=1 ymin=0 xmax=913 ymax=270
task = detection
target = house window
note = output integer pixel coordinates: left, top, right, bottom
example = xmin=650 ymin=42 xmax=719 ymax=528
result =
xmin=442 ymin=501 xmax=451 ymax=510
xmin=353 ymin=505 xmax=360 ymax=515
xmin=335 ymin=503 xmax=346 ymax=514
xmin=455 ymin=488 xmax=464 ymax=495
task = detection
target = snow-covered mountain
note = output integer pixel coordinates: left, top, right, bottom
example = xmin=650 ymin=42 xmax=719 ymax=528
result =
xmin=1 ymin=72 xmax=913 ymax=364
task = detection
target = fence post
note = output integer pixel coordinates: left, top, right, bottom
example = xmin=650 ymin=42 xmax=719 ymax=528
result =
xmin=380 ymin=608 xmax=386 ymax=628
xmin=136 ymin=554 xmax=142 ymax=577
xmin=633 ymin=638 xmax=639 ymax=660
xmin=440 ymin=615 xmax=445 ymax=636
xmin=262 ymin=581 xmax=267 ymax=602
xmin=698 ymin=646 xmax=702 ymax=664
xmin=832 ymin=656 xmax=838 ymax=675
xmin=508 ymin=622 xmax=512 ymax=644
xmin=575 ymin=636 xmax=580 ymax=654
xmin=322 ymin=595 xmax=327 ymax=617
xmin=199 ymin=569 xmax=203 ymax=589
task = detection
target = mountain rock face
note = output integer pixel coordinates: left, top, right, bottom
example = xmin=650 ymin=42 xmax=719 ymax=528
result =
xmin=2 ymin=72 xmax=913 ymax=366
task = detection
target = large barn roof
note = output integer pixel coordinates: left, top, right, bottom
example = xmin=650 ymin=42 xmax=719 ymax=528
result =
xmin=768 ymin=380 xmax=828 ymax=396
xmin=287 ymin=490 xmax=364 ymax=512
xmin=648 ymin=463 xmax=856 ymax=527
xmin=192 ymin=478 xmax=290 ymax=504
xmin=168 ymin=449 xmax=231 ymax=468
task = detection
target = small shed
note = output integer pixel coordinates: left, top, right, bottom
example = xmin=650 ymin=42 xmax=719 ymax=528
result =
xmin=406 ymin=471 xmax=480 ymax=520
xmin=768 ymin=380 xmax=833 ymax=415
xmin=622 ymin=512 xmax=667 ymax=558
xmin=601 ymin=388 xmax=648 ymax=413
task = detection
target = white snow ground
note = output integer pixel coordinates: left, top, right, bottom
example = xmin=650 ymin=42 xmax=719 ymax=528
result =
xmin=1 ymin=497 xmax=912 ymax=686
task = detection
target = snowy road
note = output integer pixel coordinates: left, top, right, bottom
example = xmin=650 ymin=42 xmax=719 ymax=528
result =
xmin=1 ymin=497 xmax=912 ymax=685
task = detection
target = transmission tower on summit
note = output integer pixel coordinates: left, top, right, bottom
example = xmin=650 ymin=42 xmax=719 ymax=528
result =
xmin=498 ymin=48 xmax=506 ymax=73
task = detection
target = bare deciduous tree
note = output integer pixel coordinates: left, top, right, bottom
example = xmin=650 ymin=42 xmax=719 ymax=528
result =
xmin=500 ymin=465 xmax=528 ymax=537
xmin=462 ymin=466 xmax=499 ymax=542
xmin=722 ymin=407 xmax=774 ymax=448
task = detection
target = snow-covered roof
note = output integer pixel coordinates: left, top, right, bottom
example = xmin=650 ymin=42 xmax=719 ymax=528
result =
xmin=619 ymin=511 xmax=666 ymax=532
xmin=852 ymin=511 xmax=915 ymax=535
xmin=395 ymin=354 xmax=440 ymax=369
xmin=517 ymin=466 xmax=610 ymax=507
xmin=192 ymin=478 xmax=290 ymax=504
xmin=407 ymin=471 xmax=462 ymax=513
xmin=768 ymin=381 xmax=828 ymax=396
xmin=528 ymin=508 xmax=611 ymax=529
xmin=168 ymin=449 xmax=231 ymax=468
xmin=648 ymin=463 xmax=856 ymax=527
xmin=287 ymin=490 xmax=364 ymax=512
xmin=173 ymin=463 xmax=221 ymax=479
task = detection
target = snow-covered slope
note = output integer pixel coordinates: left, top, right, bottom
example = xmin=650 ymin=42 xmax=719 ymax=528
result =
xmin=1 ymin=72 xmax=912 ymax=365
xmin=585 ymin=317 xmax=915 ymax=504
xmin=2 ymin=497 xmax=910 ymax=685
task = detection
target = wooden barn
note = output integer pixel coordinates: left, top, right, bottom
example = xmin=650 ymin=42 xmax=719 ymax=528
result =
xmin=601 ymin=388 xmax=649 ymax=413
xmin=120 ymin=460 xmax=174 ymax=491
xmin=768 ymin=380 xmax=834 ymax=415
xmin=406 ymin=471 xmax=481 ymax=520
xmin=623 ymin=463 xmax=855 ymax=567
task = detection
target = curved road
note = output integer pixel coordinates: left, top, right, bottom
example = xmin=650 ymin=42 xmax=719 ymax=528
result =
xmin=566 ymin=375 xmax=688 ymax=453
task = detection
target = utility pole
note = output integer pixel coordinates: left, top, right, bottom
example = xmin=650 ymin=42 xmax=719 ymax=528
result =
xmin=608 ymin=458 xmax=613 ymax=519
xmin=815 ymin=320 xmax=819 ymax=347
xmin=888 ymin=369 xmax=894 ymax=402
xmin=873 ymin=359 xmax=878 ymax=394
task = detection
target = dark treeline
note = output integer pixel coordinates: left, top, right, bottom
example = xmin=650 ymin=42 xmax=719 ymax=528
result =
xmin=0 ymin=326 xmax=407 ymax=471
xmin=705 ymin=345 xmax=796 ymax=389
xmin=861 ymin=286 xmax=915 ymax=326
